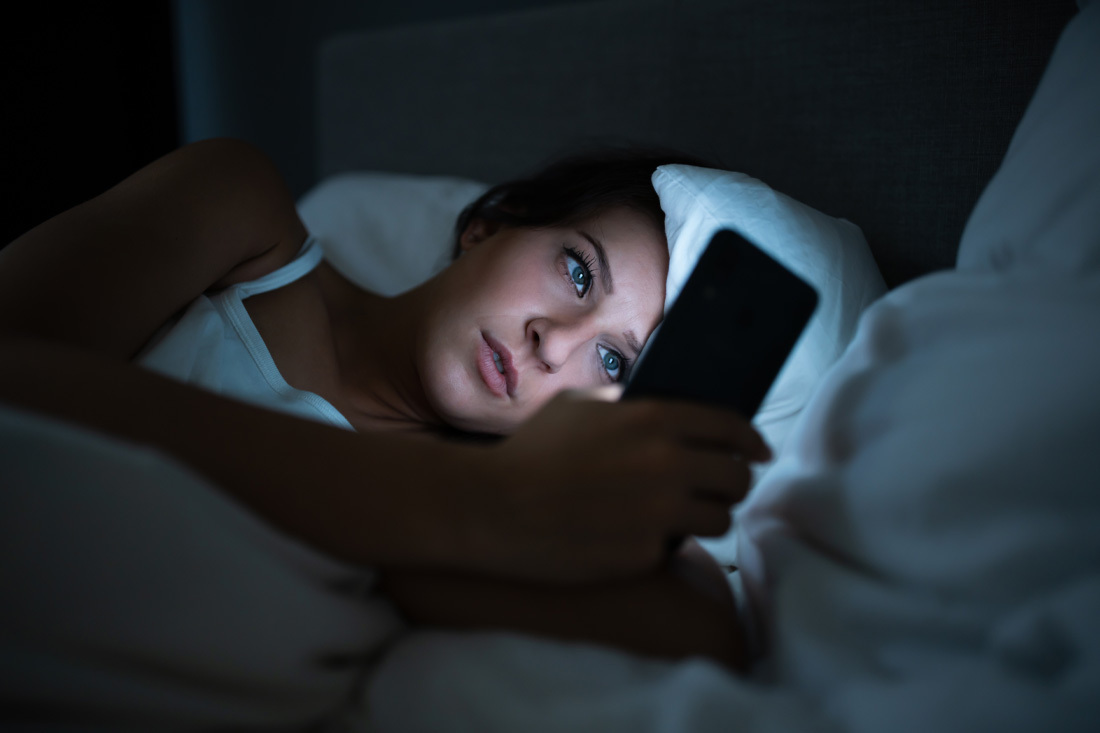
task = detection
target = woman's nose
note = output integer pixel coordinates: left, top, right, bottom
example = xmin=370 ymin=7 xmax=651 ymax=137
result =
xmin=528 ymin=317 xmax=591 ymax=373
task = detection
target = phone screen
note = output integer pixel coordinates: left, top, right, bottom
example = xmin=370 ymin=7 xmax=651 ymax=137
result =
xmin=622 ymin=228 xmax=818 ymax=419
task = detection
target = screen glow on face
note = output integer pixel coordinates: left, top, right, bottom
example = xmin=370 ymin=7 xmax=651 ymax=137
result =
xmin=560 ymin=244 xmax=631 ymax=383
xmin=419 ymin=207 xmax=667 ymax=434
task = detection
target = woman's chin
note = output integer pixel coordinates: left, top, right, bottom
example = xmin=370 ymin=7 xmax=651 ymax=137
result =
xmin=422 ymin=357 xmax=522 ymax=436
xmin=424 ymin=382 xmax=514 ymax=436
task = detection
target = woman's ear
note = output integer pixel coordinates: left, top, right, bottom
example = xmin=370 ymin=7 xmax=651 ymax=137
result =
xmin=459 ymin=217 xmax=502 ymax=253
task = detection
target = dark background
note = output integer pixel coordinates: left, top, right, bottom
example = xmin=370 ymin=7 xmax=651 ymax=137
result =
xmin=2 ymin=0 xmax=1076 ymax=284
xmin=2 ymin=4 xmax=178 ymax=248
xmin=1 ymin=0 xmax=592 ymax=250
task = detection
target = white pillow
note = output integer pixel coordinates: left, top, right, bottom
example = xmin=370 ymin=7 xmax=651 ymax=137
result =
xmin=297 ymin=172 xmax=489 ymax=296
xmin=653 ymin=164 xmax=886 ymax=460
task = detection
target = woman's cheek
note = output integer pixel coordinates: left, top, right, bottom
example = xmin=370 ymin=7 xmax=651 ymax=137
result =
xmin=557 ymin=357 xmax=605 ymax=394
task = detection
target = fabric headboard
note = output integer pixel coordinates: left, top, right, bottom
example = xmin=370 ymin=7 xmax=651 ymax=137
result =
xmin=316 ymin=0 xmax=1075 ymax=288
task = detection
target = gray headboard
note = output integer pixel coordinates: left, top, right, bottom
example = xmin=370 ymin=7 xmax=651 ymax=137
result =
xmin=316 ymin=0 xmax=1075 ymax=288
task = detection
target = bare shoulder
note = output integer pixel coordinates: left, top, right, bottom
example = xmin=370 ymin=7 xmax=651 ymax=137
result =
xmin=0 ymin=138 xmax=308 ymax=358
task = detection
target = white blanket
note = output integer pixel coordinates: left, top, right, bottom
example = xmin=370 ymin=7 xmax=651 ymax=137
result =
xmin=0 ymin=406 xmax=404 ymax=730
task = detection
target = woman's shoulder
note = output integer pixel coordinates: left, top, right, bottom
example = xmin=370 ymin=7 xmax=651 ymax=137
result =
xmin=208 ymin=237 xmax=308 ymax=291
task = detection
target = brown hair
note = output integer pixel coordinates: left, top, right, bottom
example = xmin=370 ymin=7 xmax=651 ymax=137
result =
xmin=452 ymin=144 xmax=714 ymax=259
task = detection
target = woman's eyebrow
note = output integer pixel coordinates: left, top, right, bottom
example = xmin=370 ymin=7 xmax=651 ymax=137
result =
xmin=578 ymin=229 xmax=614 ymax=295
xmin=623 ymin=330 xmax=642 ymax=359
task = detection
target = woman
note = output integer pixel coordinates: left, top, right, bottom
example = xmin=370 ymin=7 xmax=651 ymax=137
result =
xmin=0 ymin=138 xmax=771 ymax=669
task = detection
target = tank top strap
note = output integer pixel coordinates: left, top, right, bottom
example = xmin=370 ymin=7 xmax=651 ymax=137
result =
xmin=235 ymin=237 xmax=324 ymax=300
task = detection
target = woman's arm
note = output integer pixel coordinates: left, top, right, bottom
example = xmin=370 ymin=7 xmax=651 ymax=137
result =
xmin=0 ymin=138 xmax=305 ymax=358
xmin=380 ymin=539 xmax=747 ymax=671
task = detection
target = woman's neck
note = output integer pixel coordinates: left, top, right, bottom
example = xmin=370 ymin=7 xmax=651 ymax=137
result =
xmin=314 ymin=261 xmax=444 ymax=433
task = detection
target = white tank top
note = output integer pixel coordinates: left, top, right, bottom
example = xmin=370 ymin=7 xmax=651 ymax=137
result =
xmin=136 ymin=237 xmax=354 ymax=431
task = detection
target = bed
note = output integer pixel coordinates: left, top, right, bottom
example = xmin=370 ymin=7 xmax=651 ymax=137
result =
xmin=2 ymin=0 xmax=1097 ymax=730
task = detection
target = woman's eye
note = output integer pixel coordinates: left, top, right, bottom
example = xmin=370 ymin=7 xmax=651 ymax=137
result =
xmin=597 ymin=345 xmax=624 ymax=382
xmin=563 ymin=248 xmax=594 ymax=298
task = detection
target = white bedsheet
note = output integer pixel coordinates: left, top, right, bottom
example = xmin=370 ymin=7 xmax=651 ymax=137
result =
xmin=362 ymin=632 xmax=830 ymax=732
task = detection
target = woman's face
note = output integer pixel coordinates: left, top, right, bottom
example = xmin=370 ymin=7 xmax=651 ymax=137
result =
xmin=418 ymin=206 xmax=668 ymax=434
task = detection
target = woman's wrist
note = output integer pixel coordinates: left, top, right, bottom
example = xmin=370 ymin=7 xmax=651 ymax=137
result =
xmin=384 ymin=436 xmax=505 ymax=574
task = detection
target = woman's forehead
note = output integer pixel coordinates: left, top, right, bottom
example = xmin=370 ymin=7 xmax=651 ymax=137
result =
xmin=581 ymin=206 xmax=667 ymax=249
xmin=579 ymin=209 xmax=668 ymax=289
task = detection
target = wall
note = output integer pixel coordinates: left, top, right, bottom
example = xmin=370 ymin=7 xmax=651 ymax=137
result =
xmin=174 ymin=0 xmax=597 ymax=198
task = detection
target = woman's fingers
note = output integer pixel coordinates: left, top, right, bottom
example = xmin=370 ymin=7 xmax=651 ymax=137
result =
xmin=626 ymin=399 xmax=772 ymax=462
xmin=572 ymin=384 xmax=625 ymax=403
xmin=480 ymin=392 xmax=772 ymax=581
xmin=651 ymin=449 xmax=750 ymax=537
xmin=679 ymin=449 xmax=753 ymax=504
xmin=676 ymin=500 xmax=735 ymax=538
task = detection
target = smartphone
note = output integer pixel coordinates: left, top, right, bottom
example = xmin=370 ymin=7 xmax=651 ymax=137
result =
xmin=622 ymin=228 xmax=818 ymax=416
xmin=621 ymin=228 xmax=818 ymax=554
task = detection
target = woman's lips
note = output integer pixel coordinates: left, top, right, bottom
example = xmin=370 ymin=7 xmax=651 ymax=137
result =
xmin=478 ymin=332 xmax=516 ymax=398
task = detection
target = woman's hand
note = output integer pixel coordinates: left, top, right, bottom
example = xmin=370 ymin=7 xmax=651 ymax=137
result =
xmin=461 ymin=387 xmax=771 ymax=583
xmin=380 ymin=539 xmax=748 ymax=670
